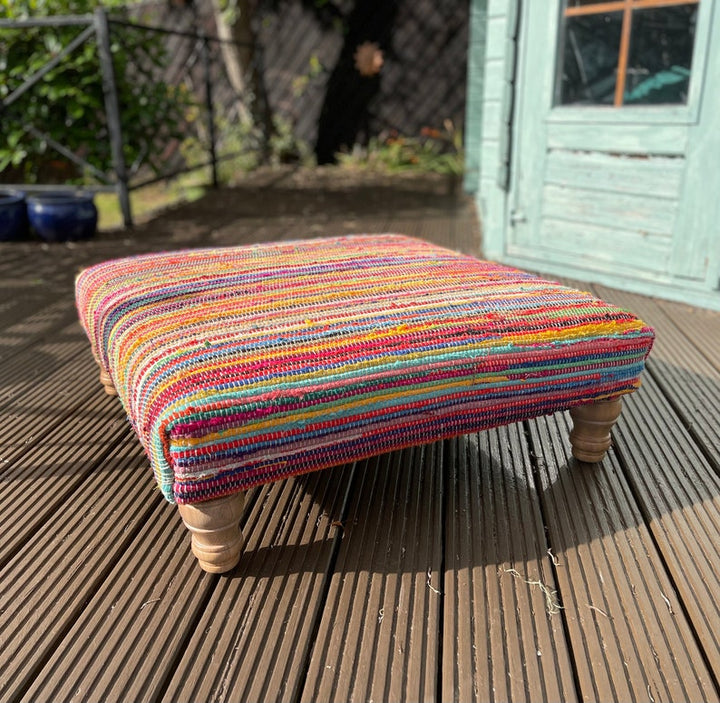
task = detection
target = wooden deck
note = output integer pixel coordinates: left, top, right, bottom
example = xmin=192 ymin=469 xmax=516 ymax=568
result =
xmin=1 ymin=169 xmax=719 ymax=702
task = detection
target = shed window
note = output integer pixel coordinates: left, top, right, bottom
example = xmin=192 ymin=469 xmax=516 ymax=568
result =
xmin=555 ymin=0 xmax=699 ymax=106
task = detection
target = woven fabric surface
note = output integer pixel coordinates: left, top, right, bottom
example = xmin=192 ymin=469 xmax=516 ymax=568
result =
xmin=76 ymin=234 xmax=654 ymax=504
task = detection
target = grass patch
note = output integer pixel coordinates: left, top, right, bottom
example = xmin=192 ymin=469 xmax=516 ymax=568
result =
xmin=95 ymin=169 xmax=209 ymax=230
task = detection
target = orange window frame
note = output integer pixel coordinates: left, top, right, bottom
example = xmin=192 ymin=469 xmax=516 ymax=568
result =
xmin=562 ymin=0 xmax=700 ymax=106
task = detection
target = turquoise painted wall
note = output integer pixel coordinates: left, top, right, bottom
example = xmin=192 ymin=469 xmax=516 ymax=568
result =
xmin=466 ymin=0 xmax=720 ymax=310
xmin=462 ymin=0 xmax=487 ymax=193
xmin=466 ymin=0 xmax=517 ymax=261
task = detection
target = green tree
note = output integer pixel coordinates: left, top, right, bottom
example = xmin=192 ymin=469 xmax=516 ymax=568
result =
xmin=0 ymin=0 xmax=191 ymax=183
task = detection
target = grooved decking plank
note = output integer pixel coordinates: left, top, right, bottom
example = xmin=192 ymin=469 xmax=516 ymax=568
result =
xmin=0 ymin=289 xmax=63 ymax=338
xmin=443 ymin=426 xmax=577 ymax=703
xmin=0 ymin=390 xmax=130 ymax=568
xmin=0 ymin=324 xmax=92 ymax=406
xmin=0 ymin=252 xmax=80 ymax=290
xmin=0 ymin=246 xmax=29 ymax=270
xmin=453 ymin=206 xmax=482 ymax=257
xmin=528 ymin=410 xmax=718 ymax=703
xmin=302 ymin=446 xmax=442 ymax=703
xmin=409 ymin=214 xmax=456 ymax=252
xmin=0 ymin=438 xmax=158 ymax=701
xmin=0 ymin=300 xmax=80 ymax=363
xmin=611 ymin=371 xmax=720 ymax=682
xmin=327 ymin=218 xmax=393 ymax=237
xmin=0 ymin=368 xmax=120 ymax=472
xmin=593 ymin=284 xmax=720 ymax=469
xmin=162 ymin=464 xmax=354 ymax=703
xmin=386 ymin=218 xmax=438 ymax=243
xmin=21 ymin=496 xmax=214 ymax=703
xmin=3 ymin=191 xmax=718 ymax=700
xmin=209 ymin=221 xmax=299 ymax=247
xmin=657 ymin=298 xmax=720 ymax=374
xmin=0 ymin=321 xmax=124 ymax=475
xmin=0 ymin=352 xmax=110 ymax=454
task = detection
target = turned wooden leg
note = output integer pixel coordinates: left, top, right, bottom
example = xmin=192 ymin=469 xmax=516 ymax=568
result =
xmin=569 ymin=398 xmax=623 ymax=463
xmin=99 ymin=368 xmax=118 ymax=396
xmin=177 ymin=493 xmax=246 ymax=574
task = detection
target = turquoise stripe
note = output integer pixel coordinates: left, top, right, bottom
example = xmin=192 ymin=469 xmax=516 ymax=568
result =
xmin=168 ymin=361 xmax=646 ymax=454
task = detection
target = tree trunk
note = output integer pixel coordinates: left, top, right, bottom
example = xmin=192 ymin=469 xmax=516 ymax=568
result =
xmin=211 ymin=0 xmax=274 ymax=157
xmin=210 ymin=0 xmax=253 ymax=124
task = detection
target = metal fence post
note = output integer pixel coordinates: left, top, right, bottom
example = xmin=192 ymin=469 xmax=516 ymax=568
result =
xmin=201 ymin=36 xmax=219 ymax=188
xmin=94 ymin=7 xmax=133 ymax=227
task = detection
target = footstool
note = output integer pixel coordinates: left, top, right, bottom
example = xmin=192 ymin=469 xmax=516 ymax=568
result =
xmin=75 ymin=234 xmax=654 ymax=573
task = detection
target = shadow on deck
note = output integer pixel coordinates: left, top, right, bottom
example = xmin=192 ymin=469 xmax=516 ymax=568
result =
xmin=0 ymin=168 xmax=719 ymax=702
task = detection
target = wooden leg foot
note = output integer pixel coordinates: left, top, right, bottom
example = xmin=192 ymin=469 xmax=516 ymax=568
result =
xmin=99 ymin=368 xmax=118 ymax=396
xmin=569 ymin=398 xmax=622 ymax=463
xmin=177 ymin=493 xmax=246 ymax=574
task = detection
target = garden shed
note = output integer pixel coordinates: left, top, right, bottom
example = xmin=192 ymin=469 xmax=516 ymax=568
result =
xmin=464 ymin=0 xmax=720 ymax=310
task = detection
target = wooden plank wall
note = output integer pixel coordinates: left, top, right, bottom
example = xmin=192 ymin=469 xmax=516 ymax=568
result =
xmin=472 ymin=0 xmax=516 ymax=259
xmin=462 ymin=0 xmax=487 ymax=194
xmin=534 ymin=149 xmax=682 ymax=276
xmin=468 ymin=0 xmax=720 ymax=309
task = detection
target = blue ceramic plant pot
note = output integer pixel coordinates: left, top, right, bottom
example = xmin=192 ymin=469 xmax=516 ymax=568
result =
xmin=0 ymin=190 xmax=28 ymax=242
xmin=27 ymin=192 xmax=98 ymax=242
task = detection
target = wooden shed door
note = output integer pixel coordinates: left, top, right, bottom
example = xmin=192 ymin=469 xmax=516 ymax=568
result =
xmin=508 ymin=0 xmax=717 ymax=287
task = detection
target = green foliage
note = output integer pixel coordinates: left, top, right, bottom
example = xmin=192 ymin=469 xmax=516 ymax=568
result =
xmin=0 ymin=0 xmax=126 ymax=17
xmin=267 ymin=115 xmax=313 ymax=167
xmin=336 ymin=120 xmax=464 ymax=176
xmin=291 ymin=53 xmax=325 ymax=98
xmin=180 ymin=113 xmax=313 ymax=185
xmin=0 ymin=0 xmax=193 ymax=183
xmin=181 ymin=116 xmax=262 ymax=182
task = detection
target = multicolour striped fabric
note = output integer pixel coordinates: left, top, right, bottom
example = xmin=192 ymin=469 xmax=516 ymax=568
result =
xmin=75 ymin=234 xmax=654 ymax=504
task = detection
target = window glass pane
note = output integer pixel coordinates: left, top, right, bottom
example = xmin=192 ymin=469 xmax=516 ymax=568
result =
xmin=556 ymin=12 xmax=623 ymax=105
xmin=624 ymin=5 xmax=698 ymax=105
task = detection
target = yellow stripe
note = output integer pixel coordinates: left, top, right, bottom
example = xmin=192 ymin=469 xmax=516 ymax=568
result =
xmin=172 ymin=375 xmax=486 ymax=447
xmin=146 ymin=319 xmax=647 ymax=418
